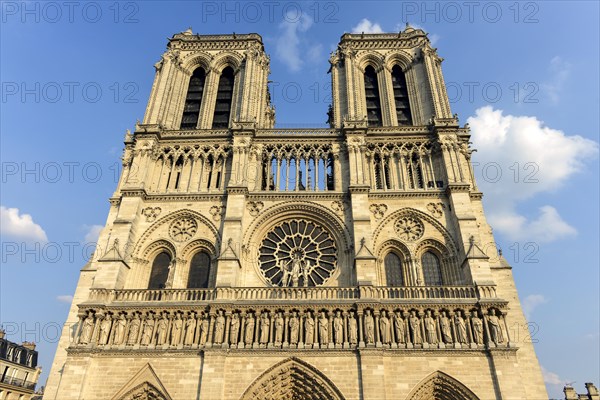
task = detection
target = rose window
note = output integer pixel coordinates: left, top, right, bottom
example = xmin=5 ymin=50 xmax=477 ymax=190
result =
xmin=259 ymin=219 xmax=337 ymax=287
xmin=169 ymin=217 xmax=198 ymax=242
xmin=394 ymin=216 xmax=424 ymax=241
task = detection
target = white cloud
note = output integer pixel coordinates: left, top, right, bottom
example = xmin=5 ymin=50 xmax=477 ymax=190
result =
xmin=468 ymin=106 xmax=598 ymax=243
xmin=0 ymin=206 xmax=48 ymax=242
xmin=541 ymin=56 xmax=571 ymax=105
xmin=57 ymin=295 xmax=73 ymax=303
xmin=275 ymin=11 xmax=314 ymax=72
xmin=83 ymin=224 xmax=103 ymax=243
xmin=488 ymin=206 xmax=577 ymax=244
xmin=352 ymin=19 xmax=383 ymax=34
xmin=541 ymin=366 xmax=564 ymax=386
xmin=521 ymin=294 xmax=548 ymax=320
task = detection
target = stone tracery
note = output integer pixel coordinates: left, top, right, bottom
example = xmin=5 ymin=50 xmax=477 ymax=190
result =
xmin=259 ymin=219 xmax=337 ymax=287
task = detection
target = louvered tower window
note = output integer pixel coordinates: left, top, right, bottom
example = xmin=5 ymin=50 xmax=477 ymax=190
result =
xmin=391 ymin=65 xmax=412 ymax=125
xmin=212 ymin=66 xmax=235 ymax=129
xmin=180 ymin=67 xmax=206 ymax=129
xmin=364 ymin=65 xmax=382 ymax=127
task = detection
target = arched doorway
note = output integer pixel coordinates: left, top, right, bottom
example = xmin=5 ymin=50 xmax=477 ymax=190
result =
xmin=406 ymin=371 xmax=480 ymax=400
xmin=240 ymin=358 xmax=345 ymax=400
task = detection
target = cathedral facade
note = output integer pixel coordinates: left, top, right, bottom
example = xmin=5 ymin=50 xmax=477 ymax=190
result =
xmin=44 ymin=28 xmax=548 ymax=400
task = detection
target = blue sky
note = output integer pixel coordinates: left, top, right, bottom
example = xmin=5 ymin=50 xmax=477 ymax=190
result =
xmin=1 ymin=1 xmax=598 ymax=397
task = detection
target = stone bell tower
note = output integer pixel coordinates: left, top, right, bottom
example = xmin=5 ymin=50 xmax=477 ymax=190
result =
xmin=44 ymin=26 xmax=548 ymax=400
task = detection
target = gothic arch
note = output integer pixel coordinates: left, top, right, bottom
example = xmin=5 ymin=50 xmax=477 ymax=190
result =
xmin=384 ymin=50 xmax=414 ymax=72
xmin=181 ymin=51 xmax=213 ymax=75
xmin=240 ymin=358 xmax=345 ymax=400
xmin=110 ymin=363 xmax=172 ymax=400
xmin=133 ymin=208 xmax=221 ymax=257
xmin=211 ymin=51 xmax=244 ymax=74
xmin=356 ymin=52 xmax=385 ymax=72
xmin=406 ymin=371 xmax=480 ymax=400
xmin=372 ymin=207 xmax=458 ymax=255
xmin=376 ymin=238 xmax=412 ymax=286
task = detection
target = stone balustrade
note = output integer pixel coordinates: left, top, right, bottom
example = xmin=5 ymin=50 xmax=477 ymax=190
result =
xmin=86 ymin=284 xmax=496 ymax=304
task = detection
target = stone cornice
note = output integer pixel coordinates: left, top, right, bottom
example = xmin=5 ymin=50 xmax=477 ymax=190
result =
xmin=66 ymin=346 xmax=517 ymax=357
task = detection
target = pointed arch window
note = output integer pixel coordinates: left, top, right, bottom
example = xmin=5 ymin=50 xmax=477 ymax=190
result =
xmin=384 ymin=252 xmax=404 ymax=286
xmin=364 ymin=65 xmax=382 ymax=127
xmin=212 ymin=66 xmax=235 ymax=129
xmin=391 ymin=65 xmax=412 ymax=125
xmin=181 ymin=67 xmax=206 ymax=129
xmin=187 ymin=251 xmax=212 ymax=288
xmin=421 ymin=251 xmax=443 ymax=286
xmin=148 ymin=252 xmax=171 ymax=289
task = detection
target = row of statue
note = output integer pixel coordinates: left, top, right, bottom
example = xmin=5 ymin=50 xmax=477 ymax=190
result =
xmin=76 ymin=307 xmax=507 ymax=349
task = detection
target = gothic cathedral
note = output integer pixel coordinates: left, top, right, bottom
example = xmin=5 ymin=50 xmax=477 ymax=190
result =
xmin=45 ymin=27 xmax=548 ymax=400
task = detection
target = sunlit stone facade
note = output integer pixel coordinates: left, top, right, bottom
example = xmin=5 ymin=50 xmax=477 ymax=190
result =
xmin=44 ymin=27 xmax=548 ymax=400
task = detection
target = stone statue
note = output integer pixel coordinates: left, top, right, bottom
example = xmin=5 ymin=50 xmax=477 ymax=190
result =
xmin=302 ymin=261 xmax=310 ymax=287
xmin=455 ymin=311 xmax=468 ymax=344
xmin=394 ymin=311 xmax=405 ymax=344
xmin=471 ymin=311 xmax=483 ymax=344
xmin=409 ymin=311 xmax=422 ymax=344
xmin=278 ymin=259 xmax=289 ymax=287
xmin=333 ymin=311 xmax=344 ymax=344
xmin=379 ymin=311 xmax=391 ymax=344
xmin=424 ymin=310 xmax=437 ymax=344
xmin=259 ymin=313 xmax=270 ymax=344
xmin=113 ymin=314 xmax=127 ymax=345
xmin=244 ymin=314 xmax=255 ymax=344
xmin=99 ymin=315 xmax=112 ymax=345
xmin=318 ymin=311 xmax=329 ymax=344
xmin=184 ymin=314 xmax=196 ymax=345
xmin=290 ymin=255 xmax=302 ymax=287
xmin=230 ymin=313 xmax=240 ymax=344
xmin=440 ymin=311 xmax=452 ymax=343
xmin=274 ymin=313 xmax=284 ymax=344
xmin=214 ymin=311 xmax=225 ymax=345
xmin=171 ymin=314 xmax=183 ymax=346
xmin=165 ymin=259 xmax=176 ymax=289
xmin=127 ymin=314 xmax=141 ymax=346
xmin=141 ymin=315 xmax=154 ymax=345
xmin=348 ymin=312 xmax=358 ymax=345
xmin=487 ymin=309 xmax=504 ymax=344
xmin=199 ymin=316 xmax=209 ymax=345
xmin=289 ymin=312 xmax=299 ymax=345
xmin=304 ymin=312 xmax=315 ymax=344
xmin=364 ymin=309 xmax=375 ymax=344
xmin=156 ymin=314 xmax=169 ymax=345
xmin=79 ymin=312 xmax=95 ymax=345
